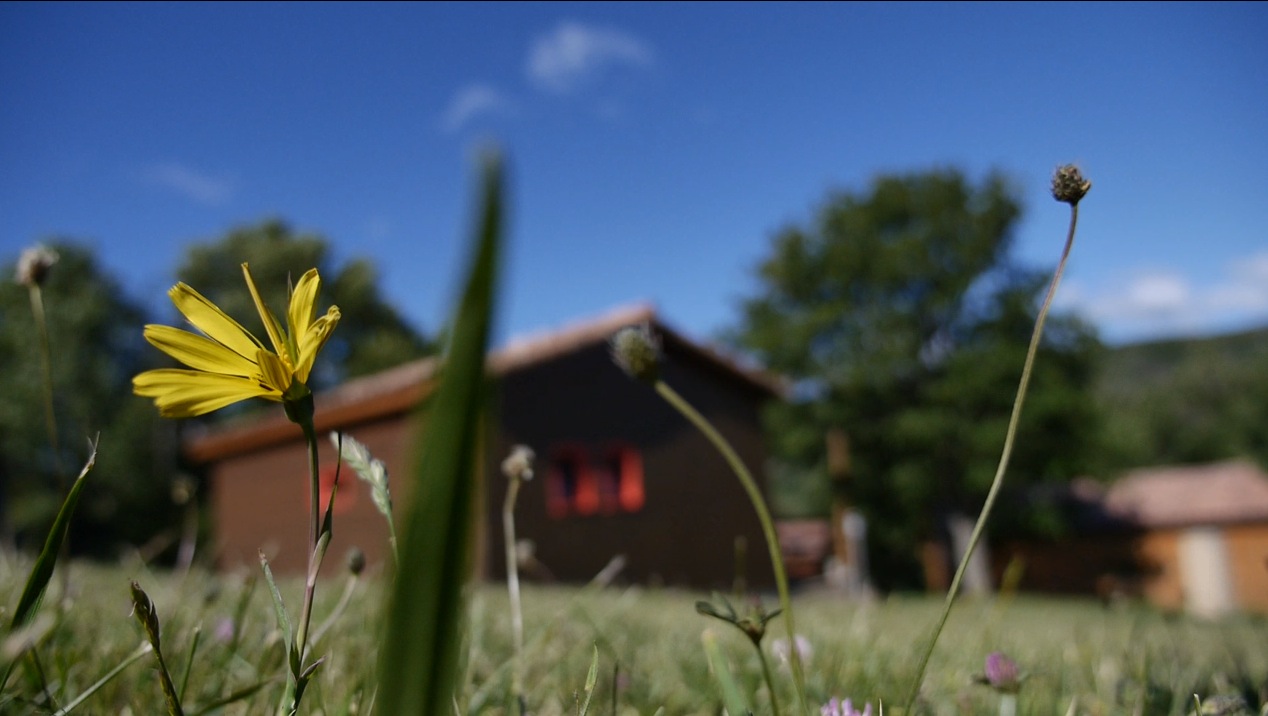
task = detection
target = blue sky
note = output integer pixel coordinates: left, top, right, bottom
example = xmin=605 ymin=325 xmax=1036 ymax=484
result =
xmin=2 ymin=2 xmax=1266 ymax=349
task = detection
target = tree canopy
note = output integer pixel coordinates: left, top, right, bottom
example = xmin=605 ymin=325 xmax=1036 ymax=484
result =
xmin=1096 ymin=328 xmax=1268 ymax=471
xmin=0 ymin=242 xmax=178 ymax=552
xmin=175 ymin=219 xmax=436 ymax=388
xmin=732 ymin=169 xmax=1104 ymax=589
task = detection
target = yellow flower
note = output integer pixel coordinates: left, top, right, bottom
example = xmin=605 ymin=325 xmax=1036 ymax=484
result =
xmin=133 ymin=263 xmax=340 ymax=418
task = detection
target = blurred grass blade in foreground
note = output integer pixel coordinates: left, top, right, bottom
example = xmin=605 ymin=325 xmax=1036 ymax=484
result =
xmin=377 ymin=152 xmax=504 ymax=714
xmin=8 ymin=439 xmax=97 ymax=632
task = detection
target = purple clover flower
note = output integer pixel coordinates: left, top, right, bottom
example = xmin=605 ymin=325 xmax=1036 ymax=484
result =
xmin=821 ymin=697 xmax=873 ymax=716
xmin=984 ymin=651 xmax=1020 ymax=693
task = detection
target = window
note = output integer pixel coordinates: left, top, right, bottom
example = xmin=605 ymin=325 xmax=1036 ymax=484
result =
xmin=546 ymin=443 xmax=644 ymax=518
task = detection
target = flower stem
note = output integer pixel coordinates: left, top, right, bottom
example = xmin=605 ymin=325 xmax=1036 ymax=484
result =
xmin=902 ymin=203 xmax=1080 ymax=711
xmin=293 ymin=413 xmax=322 ymax=663
xmin=503 ymin=476 xmax=526 ymax=714
xmin=654 ymin=380 xmax=808 ymax=715
xmin=754 ymin=641 xmax=784 ymax=716
xmin=27 ymin=285 xmax=61 ymax=474
xmin=279 ymin=395 xmax=329 ymax=715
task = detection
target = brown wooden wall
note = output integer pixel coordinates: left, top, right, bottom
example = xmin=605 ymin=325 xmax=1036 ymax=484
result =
xmin=486 ymin=341 xmax=776 ymax=590
xmin=210 ymin=411 xmax=417 ymax=574
xmin=209 ymin=338 xmax=777 ymax=590
xmin=1226 ymin=523 xmax=1268 ymax=612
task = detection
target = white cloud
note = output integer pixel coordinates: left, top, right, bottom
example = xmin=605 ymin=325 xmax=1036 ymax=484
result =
xmin=142 ymin=163 xmax=233 ymax=206
xmin=527 ymin=21 xmax=653 ymax=93
xmin=439 ymin=84 xmax=513 ymax=133
xmin=1063 ymin=250 xmax=1268 ymax=341
xmin=1125 ymin=273 xmax=1191 ymax=314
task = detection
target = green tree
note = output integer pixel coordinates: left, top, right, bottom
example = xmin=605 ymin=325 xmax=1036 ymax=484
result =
xmin=1097 ymin=330 xmax=1268 ymax=470
xmin=0 ymin=242 xmax=180 ymax=553
xmin=732 ymin=170 xmax=1103 ymax=589
xmin=175 ymin=219 xmax=436 ymax=387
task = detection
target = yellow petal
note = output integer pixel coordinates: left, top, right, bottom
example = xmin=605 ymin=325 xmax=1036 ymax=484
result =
xmin=288 ymin=269 xmax=321 ymax=343
xmin=169 ymin=283 xmax=263 ymax=361
xmin=294 ymin=306 xmax=340 ymax=383
xmin=255 ymin=348 xmax=294 ymax=394
xmin=133 ymin=368 xmax=280 ymax=417
xmin=242 ymin=263 xmax=289 ymax=360
xmin=143 ymin=325 xmax=258 ymax=377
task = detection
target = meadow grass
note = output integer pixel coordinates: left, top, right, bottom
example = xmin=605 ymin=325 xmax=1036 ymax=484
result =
xmin=3 ymin=556 xmax=1265 ymax=715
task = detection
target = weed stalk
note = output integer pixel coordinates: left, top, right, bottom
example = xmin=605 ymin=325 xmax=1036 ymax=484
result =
xmin=902 ymin=165 xmax=1089 ymax=711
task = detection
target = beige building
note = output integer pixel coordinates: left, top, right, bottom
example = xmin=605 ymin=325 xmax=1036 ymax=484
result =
xmin=1103 ymin=460 xmax=1268 ymax=616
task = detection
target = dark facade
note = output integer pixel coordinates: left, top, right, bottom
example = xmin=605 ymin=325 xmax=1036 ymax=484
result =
xmin=188 ymin=305 xmax=782 ymax=590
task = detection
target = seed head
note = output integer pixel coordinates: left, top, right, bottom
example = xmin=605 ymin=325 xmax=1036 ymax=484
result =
xmin=611 ymin=323 xmax=661 ymax=382
xmin=16 ymin=244 xmax=58 ymax=287
xmin=501 ymin=444 xmax=535 ymax=482
xmin=346 ymin=546 xmax=367 ymax=576
xmin=1051 ymin=164 xmax=1091 ymax=205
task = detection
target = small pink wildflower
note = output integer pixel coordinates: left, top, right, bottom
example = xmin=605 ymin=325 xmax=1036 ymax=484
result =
xmin=821 ymin=697 xmax=872 ymax=716
xmin=983 ymin=651 xmax=1021 ymax=693
xmin=770 ymin=634 xmax=813 ymax=668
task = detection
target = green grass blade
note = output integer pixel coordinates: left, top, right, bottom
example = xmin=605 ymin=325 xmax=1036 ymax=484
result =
xmin=51 ymin=642 xmax=151 ymax=715
xmin=258 ymin=552 xmax=295 ymax=669
xmin=188 ymin=680 xmax=271 ymax=716
xmin=702 ymin=629 xmax=753 ymax=716
xmin=377 ymin=152 xmax=503 ymax=715
xmin=9 ymin=440 xmax=97 ymax=630
xmin=577 ymin=645 xmax=599 ymax=716
xmin=178 ymin=625 xmax=200 ymax=704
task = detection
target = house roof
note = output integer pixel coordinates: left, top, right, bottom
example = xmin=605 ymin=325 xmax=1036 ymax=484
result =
xmin=185 ymin=303 xmax=784 ymax=463
xmin=1103 ymin=460 xmax=1268 ymax=528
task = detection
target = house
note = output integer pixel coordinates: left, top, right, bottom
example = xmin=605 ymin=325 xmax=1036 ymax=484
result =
xmin=997 ymin=460 xmax=1268 ymax=616
xmin=186 ymin=305 xmax=785 ymax=590
xmin=1101 ymin=460 xmax=1268 ymax=616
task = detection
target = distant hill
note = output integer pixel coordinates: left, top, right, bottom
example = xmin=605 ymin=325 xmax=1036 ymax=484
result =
xmin=1094 ymin=325 xmax=1268 ymax=471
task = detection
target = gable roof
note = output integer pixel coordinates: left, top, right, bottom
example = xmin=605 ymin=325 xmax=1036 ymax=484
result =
xmin=1103 ymin=460 xmax=1268 ymax=528
xmin=185 ymin=303 xmax=783 ymax=463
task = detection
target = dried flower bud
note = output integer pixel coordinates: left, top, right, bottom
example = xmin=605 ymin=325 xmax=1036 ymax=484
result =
xmin=171 ymin=476 xmax=197 ymax=506
xmin=16 ymin=244 xmax=58 ymax=287
xmin=501 ymin=444 xmax=535 ymax=482
xmin=346 ymin=546 xmax=366 ymax=576
xmin=1051 ymin=164 xmax=1091 ymax=205
xmin=611 ymin=324 xmax=661 ymax=382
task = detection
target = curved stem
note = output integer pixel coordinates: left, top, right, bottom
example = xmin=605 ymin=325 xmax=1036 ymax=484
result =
xmin=310 ymin=574 xmax=359 ymax=646
xmin=903 ymin=204 xmax=1080 ymax=711
xmin=654 ymin=380 xmax=808 ymax=714
xmin=503 ymin=476 xmax=525 ymax=713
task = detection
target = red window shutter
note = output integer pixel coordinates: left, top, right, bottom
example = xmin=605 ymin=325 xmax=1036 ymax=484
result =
xmin=617 ymin=447 xmax=645 ymax=512
xmin=574 ymin=460 xmax=600 ymax=515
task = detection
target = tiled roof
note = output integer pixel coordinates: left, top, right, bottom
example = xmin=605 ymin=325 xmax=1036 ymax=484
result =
xmin=185 ymin=303 xmax=783 ymax=462
xmin=321 ymin=302 xmax=782 ymax=411
xmin=1104 ymin=460 xmax=1268 ymax=528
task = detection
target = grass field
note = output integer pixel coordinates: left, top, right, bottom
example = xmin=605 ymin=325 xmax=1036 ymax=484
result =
xmin=3 ymin=556 xmax=1266 ymax=715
